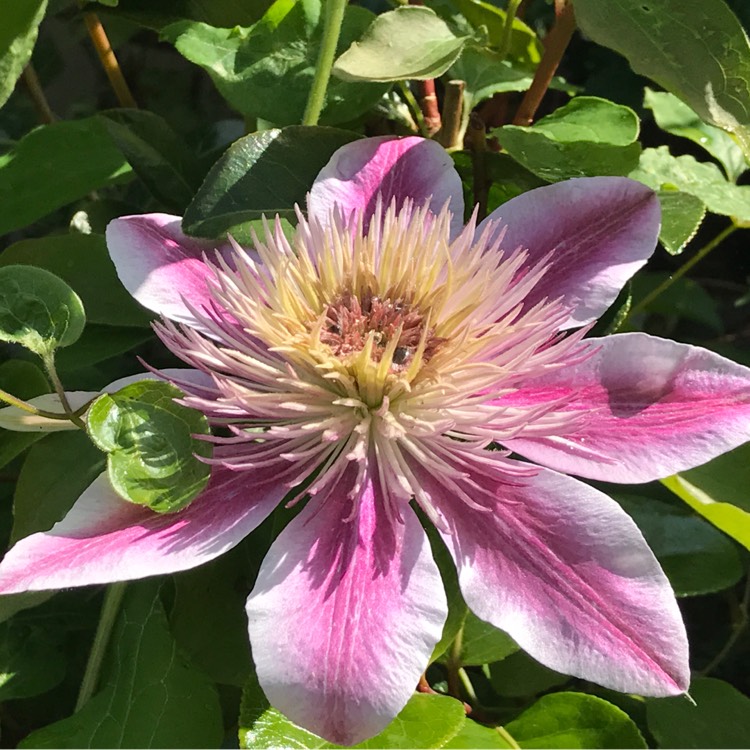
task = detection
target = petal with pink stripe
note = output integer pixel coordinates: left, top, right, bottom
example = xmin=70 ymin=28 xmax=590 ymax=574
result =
xmin=105 ymin=213 xmax=234 ymax=329
xmin=247 ymin=465 xmax=447 ymax=745
xmin=412 ymin=460 xmax=689 ymax=697
xmin=502 ymin=333 xmax=750 ymax=483
xmin=478 ymin=177 xmax=660 ymax=329
xmin=308 ymin=136 xmax=464 ymax=236
xmin=0 ymin=467 xmax=285 ymax=593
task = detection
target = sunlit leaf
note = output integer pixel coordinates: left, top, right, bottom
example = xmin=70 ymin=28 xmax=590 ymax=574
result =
xmin=333 ymin=6 xmax=468 ymax=82
xmin=656 ymin=190 xmax=706 ymax=255
xmin=0 ymin=265 xmax=86 ymax=357
xmin=87 ymin=380 xmax=212 ymax=513
xmin=574 ymin=0 xmax=750 ymax=159
xmin=645 ymin=89 xmax=747 ymax=181
xmin=495 ymin=97 xmax=641 ymax=181
xmin=505 ymin=692 xmax=647 ymax=749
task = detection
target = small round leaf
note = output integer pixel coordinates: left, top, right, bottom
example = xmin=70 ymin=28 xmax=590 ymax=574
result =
xmin=0 ymin=265 xmax=86 ymax=356
xmin=86 ymin=380 xmax=212 ymax=514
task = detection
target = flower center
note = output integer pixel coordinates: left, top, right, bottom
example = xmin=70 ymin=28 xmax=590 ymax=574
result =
xmin=319 ymin=290 xmax=442 ymax=370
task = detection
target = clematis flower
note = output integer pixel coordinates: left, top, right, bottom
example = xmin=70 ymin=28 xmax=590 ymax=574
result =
xmin=3 ymin=136 xmax=750 ymax=744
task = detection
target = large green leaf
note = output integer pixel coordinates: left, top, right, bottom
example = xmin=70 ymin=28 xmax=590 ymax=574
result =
xmin=662 ymin=443 xmax=750 ymax=550
xmin=170 ymin=546 xmax=254 ymax=686
xmin=505 ymin=692 xmax=646 ymax=749
xmin=0 ymin=117 xmax=131 ymax=235
xmin=443 ymin=722 xmax=513 ymax=748
xmin=183 ymin=126 xmax=359 ymax=238
xmin=574 ymin=0 xmax=750 ymax=159
xmin=495 ymin=97 xmax=641 ymax=182
xmin=489 ymin=651 xmax=567 ymax=698
xmin=87 ymin=380 xmax=212 ymax=514
xmin=0 ymin=265 xmax=86 ymax=358
xmin=0 ymin=0 xmax=47 ymax=110
xmin=646 ymin=678 xmax=750 ymax=748
xmin=456 ymin=611 xmax=518 ymax=666
xmin=99 ymin=110 xmax=201 ymax=213
xmin=630 ymin=147 xmax=750 ymax=224
xmin=239 ymin=676 xmax=469 ymax=749
xmin=0 ymin=234 xmax=151 ymax=328
xmin=164 ymin=0 xmax=387 ymax=125
xmin=333 ymin=6 xmax=468 ymax=82
xmin=615 ymin=494 xmax=744 ymax=596
xmin=11 ymin=430 xmax=105 ymax=543
xmin=20 ymin=582 xmax=223 ymax=749
xmin=644 ymin=89 xmax=747 ymax=182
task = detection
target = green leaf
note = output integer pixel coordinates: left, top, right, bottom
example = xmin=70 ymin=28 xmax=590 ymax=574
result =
xmin=662 ymin=443 xmax=750 ymax=550
xmin=0 ymin=0 xmax=47 ymax=110
xmin=165 ymin=2 xmax=387 ymax=125
xmin=615 ymin=494 xmax=744 ymax=597
xmin=448 ymin=0 xmax=541 ymax=62
xmin=505 ymin=692 xmax=646 ymax=749
xmin=0 ymin=591 xmax=54 ymax=625
xmin=0 ymin=620 xmax=66 ymax=701
xmin=333 ymin=6 xmax=468 ymax=82
xmin=573 ymin=0 xmax=750 ymax=159
xmin=644 ymin=89 xmax=747 ymax=181
xmin=457 ymin=611 xmax=518 ymax=666
xmin=240 ymin=675 xmax=468 ymax=749
xmin=0 ymin=117 xmax=131 ymax=236
xmin=183 ymin=126 xmax=359 ymax=238
xmin=86 ymin=380 xmax=212 ymax=513
xmin=656 ymin=190 xmax=706 ymax=255
xmin=21 ymin=581 xmax=223 ymax=749
xmin=0 ymin=360 xmax=49 ymax=469
xmin=630 ymin=273 xmax=722 ymax=332
xmin=631 ymin=146 xmax=750 ymax=224
xmin=0 ymin=234 xmax=151 ymax=328
xmin=170 ymin=546 xmax=254 ymax=686
xmin=495 ymin=97 xmax=642 ymax=182
xmin=489 ymin=651 xmax=568 ymax=698
xmin=11 ymin=430 xmax=105 ymax=543
xmin=443 ymin=721 xmax=513 ymax=748
xmin=646 ymin=678 xmax=750 ymax=749
xmin=450 ymin=47 xmax=574 ymax=113
xmin=0 ymin=265 xmax=86 ymax=357
xmin=99 ymin=110 xmax=201 ymax=213
xmin=55 ymin=326 xmax=154 ymax=376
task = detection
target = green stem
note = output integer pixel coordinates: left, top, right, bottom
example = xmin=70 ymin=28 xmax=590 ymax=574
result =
xmin=629 ymin=224 xmax=738 ymax=319
xmin=75 ymin=582 xmax=127 ymax=712
xmin=457 ymin=667 xmax=478 ymax=703
xmin=496 ymin=725 xmax=521 ymax=750
xmin=399 ymin=81 xmax=428 ymax=136
xmin=0 ymin=386 xmax=71 ymax=420
xmin=302 ymin=0 xmax=348 ymax=126
xmin=497 ymin=0 xmax=522 ymax=59
xmin=43 ymin=354 xmax=86 ymax=429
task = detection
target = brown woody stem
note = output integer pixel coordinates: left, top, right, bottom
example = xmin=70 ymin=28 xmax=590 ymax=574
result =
xmin=468 ymin=113 xmax=489 ymax=221
xmin=512 ymin=2 xmax=575 ymax=126
xmin=83 ymin=10 xmax=138 ymax=108
xmin=22 ymin=63 xmax=55 ymax=124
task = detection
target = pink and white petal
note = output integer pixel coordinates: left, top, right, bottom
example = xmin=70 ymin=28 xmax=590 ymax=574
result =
xmin=413 ymin=460 xmax=689 ymax=696
xmin=0 ymin=467 xmax=286 ymax=593
xmin=478 ymin=178 xmax=660 ymax=329
xmin=105 ymin=213 xmax=234 ymax=328
xmin=247 ymin=465 xmax=447 ymax=746
xmin=503 ymin=333 xmax=750 ymax=484
xmin=308 ymin=136 xmax=464 ymax=236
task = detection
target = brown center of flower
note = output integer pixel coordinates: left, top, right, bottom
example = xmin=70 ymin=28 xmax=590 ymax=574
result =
xmin=320 ymin=290 xmax=442 ymax=369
